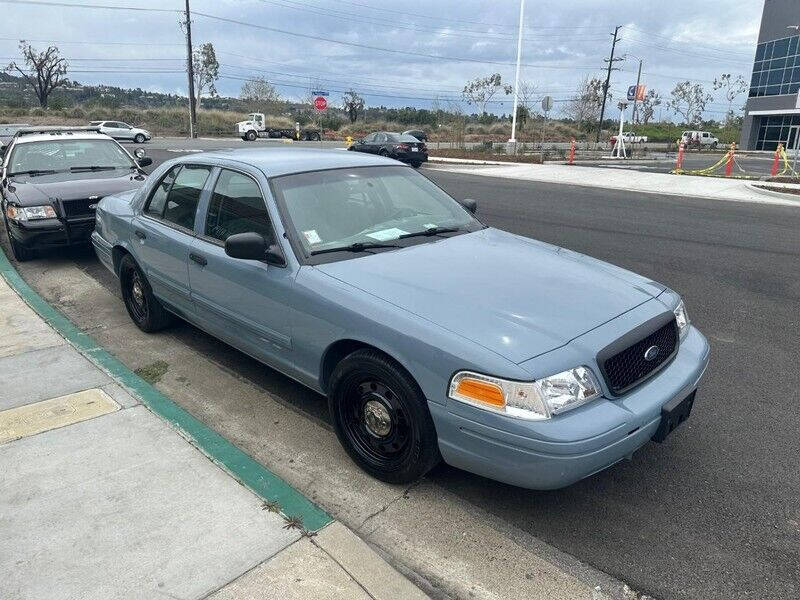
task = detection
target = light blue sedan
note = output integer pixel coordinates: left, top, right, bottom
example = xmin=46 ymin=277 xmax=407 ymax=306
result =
xmin=92 ymin=148 xmax=710 ymax=489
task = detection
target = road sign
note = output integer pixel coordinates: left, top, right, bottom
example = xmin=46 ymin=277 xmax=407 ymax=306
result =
xmin=314 ymin=96 xmax=328 ymax=111
xmin=541 ymin=96 xmax=553 ymax=112
xmin=311 ymin=90 xmax=329 ymax=97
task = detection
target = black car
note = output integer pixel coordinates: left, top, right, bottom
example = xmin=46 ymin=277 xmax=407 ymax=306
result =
xmin=349 ymin=132 xmax=428 ymax=168
xmin=1 ymin=127 xmax=152 ymax=261
xmin=402 ymin=129 xmax=428 ymax=142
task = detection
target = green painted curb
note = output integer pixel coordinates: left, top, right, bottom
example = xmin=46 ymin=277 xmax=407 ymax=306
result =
xmin=0 ymin=247 xmax=331 ymax=532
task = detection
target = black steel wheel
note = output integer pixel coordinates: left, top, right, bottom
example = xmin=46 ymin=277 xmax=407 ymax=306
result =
xmin=119 ymin=254 xmax=172 ymax=332
xmin=329 ymin=349 xmax=440 ymax=484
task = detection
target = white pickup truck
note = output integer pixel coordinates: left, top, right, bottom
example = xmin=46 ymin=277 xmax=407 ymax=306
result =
xmin=681 ymin=130 xmax=719 ymax=149
xmin=610 ymin=131 xmax=648 ymax=144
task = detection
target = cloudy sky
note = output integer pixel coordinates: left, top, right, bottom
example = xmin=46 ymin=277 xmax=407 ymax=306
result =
xmin=1 ymin=0 xmax=763 ymax=118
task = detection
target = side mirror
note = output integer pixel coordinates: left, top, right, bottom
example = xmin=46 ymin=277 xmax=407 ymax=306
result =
xmin=137 ymin=157 xmax=153 ymax=168
xmin=458 ymin=198 xmax=477 ymax=214
xmin=225 ymin=232 xmax=286 ymax=266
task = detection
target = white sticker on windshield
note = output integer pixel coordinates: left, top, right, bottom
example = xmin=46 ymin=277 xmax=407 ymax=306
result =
xmin=303 ymin=229 xmax=322 ymax=244
xmin=366 ymin=228 xmax=408 ymax=242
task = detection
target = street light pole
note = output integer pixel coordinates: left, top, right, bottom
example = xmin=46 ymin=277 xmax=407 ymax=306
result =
xmin=509 ymin=0 xmax=525 ymax=144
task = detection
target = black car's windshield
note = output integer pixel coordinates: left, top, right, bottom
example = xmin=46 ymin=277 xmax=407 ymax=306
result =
xmin=7 ymin=139 xmax=134 ymax=176
xmin=272 ymin=166 xmax=480 ymax=257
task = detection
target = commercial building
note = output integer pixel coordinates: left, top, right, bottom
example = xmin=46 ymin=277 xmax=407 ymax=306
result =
xmin=740 ymin=0 xmax=800 ymax=151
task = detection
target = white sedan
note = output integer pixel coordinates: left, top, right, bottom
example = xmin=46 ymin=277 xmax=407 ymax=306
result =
xmin=89 ymin=121 xmax=152 ymax=144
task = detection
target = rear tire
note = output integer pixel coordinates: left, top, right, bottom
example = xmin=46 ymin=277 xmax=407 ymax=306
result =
xmin=328 ymin=349 xmax=440 ymax=484
xmin=411 ymin=161 xmax=422 ymax=169
xmin=119 ymin=254 xmax=173 ymax=333
xmin=134 ymin=134 xmax=146 ymax=144
xmin=379 ymin=149 xmax=389 ymax=157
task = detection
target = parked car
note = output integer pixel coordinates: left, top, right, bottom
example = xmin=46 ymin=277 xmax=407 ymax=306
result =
xmin=610 ymin=131 xmax=648 ymax=144
xmin=89 ymin=121 xmax=152 ymax=144
xmin=402 ymin=129 xmax=428 ymax=142
xmin=681 ymin=130 xmax=719 ymax=149
xmin=348 ymin=132 xmax=428 ymax=168
xmin=1 ymin=126 xmax=152 ymax=261
xmin=92 ymin=147 xmax=709 ymax=490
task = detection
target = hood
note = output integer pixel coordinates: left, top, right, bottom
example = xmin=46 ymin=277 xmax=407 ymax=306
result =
xmin=316 ymin=228 xmax=664 ymax=363
xmin=8 ymin=170 xmax=145 ymax=206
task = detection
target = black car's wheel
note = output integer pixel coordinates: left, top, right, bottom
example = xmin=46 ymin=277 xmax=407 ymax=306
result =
xmin=379 ymin=149 xmax=389 ymax=157
xmin=119 ymin=254 xmax=172 ymax=333
xmin=4 ymin=219 xmax=34 ymax=261
xmin=246 ymin=130 xmax=257 ymax=141
xmin=411 ymin=161 xmax=422 ymax=169
xmin=134 ymin=134 xmax=146 ymax=144
xmin=329 ymin=349 xmax=440 ymax=484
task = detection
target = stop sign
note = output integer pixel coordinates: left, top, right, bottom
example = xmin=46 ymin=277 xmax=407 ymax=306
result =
xmin=314 ymin=96 xmax=327 ymax=111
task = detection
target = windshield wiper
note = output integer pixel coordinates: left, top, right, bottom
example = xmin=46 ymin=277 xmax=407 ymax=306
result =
xmin=69 ymin=165 xmax=120 ymax=172
xmin=310 ymin=242 xmax=401 ymax=256
xmin=398 ymin=226 xmax=461 ymax=240
xmin=8 ymin=169 xmax=60 ymax=177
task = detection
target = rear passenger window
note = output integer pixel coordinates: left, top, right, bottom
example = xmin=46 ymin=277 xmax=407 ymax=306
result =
xmin=162 ymin=165 xmax=212 ymax=230
xmin=145 ymin=165 xmax=180 ymax=218
xmin=204 ymin=169 xmax=273 ymax=243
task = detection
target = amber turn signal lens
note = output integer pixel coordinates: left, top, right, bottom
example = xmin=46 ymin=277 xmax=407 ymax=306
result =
xmin=5 ymin=206 xmax=18 ymax=220
xmin=455 ymin=377 xmax=505 ymax=407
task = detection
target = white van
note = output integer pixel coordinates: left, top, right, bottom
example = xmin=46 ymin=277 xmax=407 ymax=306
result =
xmin=681 ymin=131 xmax=719 ymax=149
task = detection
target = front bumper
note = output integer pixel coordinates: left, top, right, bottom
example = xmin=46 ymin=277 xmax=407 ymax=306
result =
xmin=430 ymin=325 xmax=710 ymax=490
xmin=6 ymin=216 xmax=95 ymax=250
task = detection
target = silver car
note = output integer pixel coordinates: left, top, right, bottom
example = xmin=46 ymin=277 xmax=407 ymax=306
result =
xmin=90 ymin=121 xmax=152 ymax=144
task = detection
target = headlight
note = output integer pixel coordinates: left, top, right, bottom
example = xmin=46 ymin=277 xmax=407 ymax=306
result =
xmin=674 ymin=299 xmax=690 ymax=339
xmin=6 ymin=205 xmax=57 ymax=221
xmin=448 ymin=366 xmax=603 ymax=420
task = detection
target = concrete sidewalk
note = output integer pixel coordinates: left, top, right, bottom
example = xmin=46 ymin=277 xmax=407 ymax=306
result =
xmin=0 ymin=275 xmax=428 ymax=600
xmin=429 ymin=161 xmax=800 ymax=207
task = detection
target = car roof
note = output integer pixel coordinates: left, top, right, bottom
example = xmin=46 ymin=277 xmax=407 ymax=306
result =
xmin=12 ymin=130 xmax=114 ymax=144
xmin=193 ymin=147 xmax=405 ymax=178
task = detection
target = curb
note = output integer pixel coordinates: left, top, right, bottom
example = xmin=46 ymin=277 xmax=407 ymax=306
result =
xmin=745 ymin=181 xmax=800 ymax=201
xmin=0 ymin=247 xmax=332 ymax=533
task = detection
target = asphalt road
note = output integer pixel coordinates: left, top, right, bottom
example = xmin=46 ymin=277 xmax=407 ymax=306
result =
xmin=7 ymin=147 xmax=800 ymax=599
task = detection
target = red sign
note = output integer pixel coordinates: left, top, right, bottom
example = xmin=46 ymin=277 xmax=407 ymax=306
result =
xmin=314 ymin=96 xmax=327 ymax=111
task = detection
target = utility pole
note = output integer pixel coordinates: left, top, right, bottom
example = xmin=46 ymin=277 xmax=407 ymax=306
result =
xmin=596 ymin=25 xmax=623 ymax=143
xmin=183 ymin=0 xmax=197 ymax=139
xmin=631 ymin=58 xmax=643 ymax=125
xmin=508 ymin=0 xmax=525 ymax=146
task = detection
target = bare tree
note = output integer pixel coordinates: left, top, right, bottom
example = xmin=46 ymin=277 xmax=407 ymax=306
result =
xmin=515 ymin=79 xmax=538 ymax=130
xmin=462 ymin=73 xmax=512 ymax=115
xmin=192 ymin=42 xmax=219 ymax=109
xmin=563 ymin=76 xmax=606 ymax=130
xmin=240 ymin=76 xmax=281 ymax=113
xmin=342 ymin=89 xmax=364 ymax=123
xmin=6 ymin=41 xmax=68 ymax=109
xmin=713 ymin=74 xmax=747 ymax=126
xmin=637 ymin=89 xmax=662 ymax=124
xmin=667 ymin=81 xmax=713 ymax=126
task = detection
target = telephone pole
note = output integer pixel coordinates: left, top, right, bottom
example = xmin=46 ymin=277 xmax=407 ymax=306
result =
xmin=596 ymin=25 xmax=623 ymax=143
xmin=183 ymin=0 xmax=197 ymax=139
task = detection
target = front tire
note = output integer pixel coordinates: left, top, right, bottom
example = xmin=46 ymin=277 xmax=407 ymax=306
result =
xmin=329 ymin=349 xmax=440 ymax=484
xmin=134 ymin=134 xmax=146 ymax=144
xmin=246 ymin=130 xmax=257 ymax=141
xmin=119 ymin=254 xmax=173 ymax=333
xmin=411 ymin=161 xmax=422 ymax=169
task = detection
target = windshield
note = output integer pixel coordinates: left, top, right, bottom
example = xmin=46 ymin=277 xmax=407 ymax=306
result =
xmin=7 ymin=138 xmax=134 ymax=174
xmin=272 ymin=166 xmax=480 ymax=257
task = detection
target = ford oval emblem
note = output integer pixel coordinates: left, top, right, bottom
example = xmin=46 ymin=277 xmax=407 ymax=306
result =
xmin=644 ymin=345 xmax=660 ymax=361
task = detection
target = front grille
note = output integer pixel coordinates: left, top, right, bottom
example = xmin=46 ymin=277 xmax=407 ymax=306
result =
xmin=62 ymin=198 xmax=96 ymax=218
xmin=601 ymin=319 xmax=678 ymax=395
